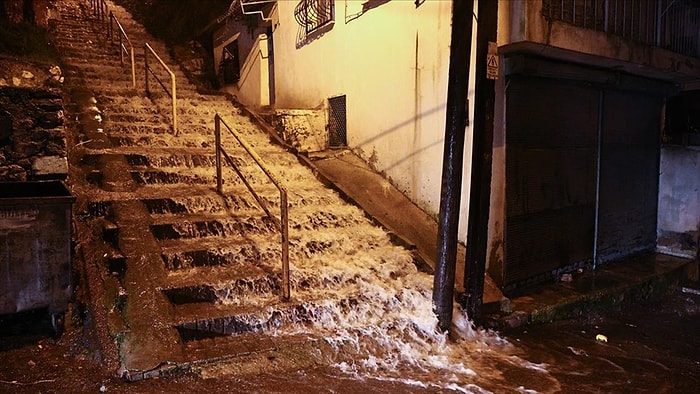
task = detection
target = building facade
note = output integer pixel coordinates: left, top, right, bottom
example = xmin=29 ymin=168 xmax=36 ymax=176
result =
xmin=211 ymin=0 xmax=700 ymax=295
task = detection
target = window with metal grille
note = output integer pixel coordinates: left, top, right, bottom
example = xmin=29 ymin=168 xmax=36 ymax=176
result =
xmin=294 ymin=0 xmax=335 ymax=34
xmin=541 ymin=0 xmax=700 ymax=59
xmin=328 ymin=95 xmax=347 ymax=148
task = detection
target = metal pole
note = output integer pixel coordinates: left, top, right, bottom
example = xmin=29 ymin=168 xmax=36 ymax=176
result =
xmin=593 ymin=91 xmax=603 ymax=270
xmin=215 ymin=115 xmax=223 ymax=193
xmin=130 ymin=48 xmax=136 ymax=88
xmin=433 ymin=0 xmax=474 ymax=333
xmin=144 ymin=44 xmax=149 ymax=96
xmin=119 ymin=34 xmax=124 ymax=65
xmin=281 ymin=190 xmax=290 ymax=300
xmin=171 ymin=73 xmax=178 ymax=136
xmin=463 ymin=0 xmax=498 ymax=325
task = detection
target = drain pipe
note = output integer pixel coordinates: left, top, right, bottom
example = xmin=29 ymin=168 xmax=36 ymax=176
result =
xmin=433 ymin=0 xmax=475 ymax=333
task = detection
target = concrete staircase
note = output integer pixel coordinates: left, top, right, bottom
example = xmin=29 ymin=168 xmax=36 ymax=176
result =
xmin=51 ymin=0 xmax=431 ymax=380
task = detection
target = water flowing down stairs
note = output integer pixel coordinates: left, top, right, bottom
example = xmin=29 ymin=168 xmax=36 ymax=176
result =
xmin=51 ymin=0 xmax=438 ymax=380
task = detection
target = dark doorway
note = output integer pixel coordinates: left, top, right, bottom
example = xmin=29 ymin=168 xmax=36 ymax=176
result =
xmin=220 ymin=40 xmax=240 ymax=85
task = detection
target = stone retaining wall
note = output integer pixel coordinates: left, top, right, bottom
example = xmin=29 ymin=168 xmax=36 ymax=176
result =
xmin=0 ymin=86 xmax=67 ymax=181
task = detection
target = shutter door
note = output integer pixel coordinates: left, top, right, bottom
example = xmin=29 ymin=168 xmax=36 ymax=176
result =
xmin=505 ymin=77 xmax=599 ymax=290
xmin=596 ymin=91 xmax=661 ymax=263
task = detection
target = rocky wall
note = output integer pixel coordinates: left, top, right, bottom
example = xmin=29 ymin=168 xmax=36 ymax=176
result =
xmin=267 ymin=109 xmax=328 ymax=153
xmin=0 ymin=62 xmax=66 ymax=181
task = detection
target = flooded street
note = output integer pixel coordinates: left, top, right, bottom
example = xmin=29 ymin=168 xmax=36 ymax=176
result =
xmin=507 ymin=289 xmax=700 ymax=393
xmin=2 ymin=289 xmax=698 ymax=393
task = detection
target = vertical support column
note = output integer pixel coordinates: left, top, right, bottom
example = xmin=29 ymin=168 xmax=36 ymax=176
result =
xmin=258 ymin=34 xmax=270 ymax=107
xmin=463 ymin=0 xmax=498 ymax=325
xmin=433 ymin=0 xmax=475 ymax=333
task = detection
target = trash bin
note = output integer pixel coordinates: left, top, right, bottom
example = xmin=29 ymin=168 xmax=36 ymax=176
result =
xmin=0 ymin=181 xmax=75 ymax=337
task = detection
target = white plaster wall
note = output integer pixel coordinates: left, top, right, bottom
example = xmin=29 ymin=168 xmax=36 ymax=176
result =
xmin=658 ymin=147 xmax=700 ymax=234
xmin=234 ymin=34 xmax=270 ymax=108
xmin=272 ymin=0 xmax=478 ymax=240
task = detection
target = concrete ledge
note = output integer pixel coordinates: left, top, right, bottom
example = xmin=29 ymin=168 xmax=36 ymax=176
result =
xmin=484 ymin=253 xmax=693 ymax=331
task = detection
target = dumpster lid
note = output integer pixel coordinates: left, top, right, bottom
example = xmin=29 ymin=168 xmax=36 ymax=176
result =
xmin=0 ymin=181 xmax=75 ymax=204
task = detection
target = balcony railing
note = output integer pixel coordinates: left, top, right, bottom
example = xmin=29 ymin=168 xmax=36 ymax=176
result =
xmin=542 ymin=0 xmax=700 ymax=59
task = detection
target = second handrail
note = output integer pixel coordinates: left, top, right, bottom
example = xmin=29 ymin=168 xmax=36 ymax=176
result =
xmin=144 ymin=43 xmax=178 ymax=135
xmin=108 ymin=12 xmax=136 ymax=88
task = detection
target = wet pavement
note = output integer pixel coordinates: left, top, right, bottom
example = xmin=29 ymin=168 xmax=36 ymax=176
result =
xmin=2 ymin=288 xmax=699 ymax=393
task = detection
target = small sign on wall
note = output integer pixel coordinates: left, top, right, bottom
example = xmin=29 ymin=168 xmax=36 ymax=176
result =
xmin=486 ymin=41 xmax=498 ymax=80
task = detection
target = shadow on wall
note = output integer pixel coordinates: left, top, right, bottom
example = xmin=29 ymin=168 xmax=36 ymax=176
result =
xmin=354 ymin=104 xmax=447 ymax=173
xmin=295 ymin=22 xmax=333 ymax=49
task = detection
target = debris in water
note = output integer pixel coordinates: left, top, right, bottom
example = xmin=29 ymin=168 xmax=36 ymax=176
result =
xmin=681 ymin=287 xmax=700 ymax=296
xmin=560 ymin=273 xmax=573 ymax=282
xmin=567 ymin=346 xmax=588 ymax=356
xmin=99 ymin=384 xmax=107 ymax=392
xmin=595 ymin=334 xmax=608 ymax=343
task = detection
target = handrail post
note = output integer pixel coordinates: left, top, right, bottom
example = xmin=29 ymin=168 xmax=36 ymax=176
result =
xmin=215 ymin=115 xmax=223 ymax=193
xmin=130 ymin=47 xmax=136 ymax=88
xmin=281 ymin=190 xmax=290 ymax=300
xmin=108 ymin=11 xmax=113 ymax=42
xmin=171 ymin=73 xmax=178 ymax=136
xmin=144 ymin=44 xmax=149 ymax=96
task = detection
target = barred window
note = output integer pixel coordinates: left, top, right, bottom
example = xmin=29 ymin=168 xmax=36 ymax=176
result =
xmin=541 ymin=0 xmax=700 ymax=58
xmin=294 ymin=0 xmax=335 ymax=34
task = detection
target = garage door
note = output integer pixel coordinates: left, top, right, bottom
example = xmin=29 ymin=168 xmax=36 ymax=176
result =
xmin=597 ymin=91 xmax=661 ymax=263
xmin=505 ymin=77 xmax=599 ymax=290
xmin=504 ymin=76 xmax=662 ymax=292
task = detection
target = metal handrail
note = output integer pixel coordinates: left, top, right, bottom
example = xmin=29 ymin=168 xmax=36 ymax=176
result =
xmin=109 ymin=12 xmax=136 ymax=88
xmin=144 ymin=43 xmax=178 ymax=135
xmin=89 ymin=0 xmax=108 ymax=21
xmin=214 ymin=114 xmax=290 ymax=300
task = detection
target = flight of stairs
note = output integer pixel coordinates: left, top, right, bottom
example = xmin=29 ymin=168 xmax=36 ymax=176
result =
xmin=50 ymin=0 xmax=432 ymax=380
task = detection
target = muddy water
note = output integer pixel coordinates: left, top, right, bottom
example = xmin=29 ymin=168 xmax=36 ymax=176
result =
xmin=196 ymin=246 xmax=560 ymax=392
xmin=203 ymin=291 xmax=700 ymax=393
xmin=6 ymin=293 xmax=693 ymax=393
